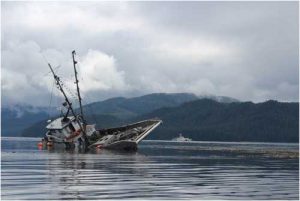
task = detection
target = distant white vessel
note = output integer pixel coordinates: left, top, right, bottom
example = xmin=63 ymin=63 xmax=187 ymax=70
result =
xmin=172 ymin=133 xmax=192 ymax=142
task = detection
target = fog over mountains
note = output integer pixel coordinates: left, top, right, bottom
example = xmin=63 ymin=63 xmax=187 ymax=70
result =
xmin=1 ymin=93 xmax=212 ymax=136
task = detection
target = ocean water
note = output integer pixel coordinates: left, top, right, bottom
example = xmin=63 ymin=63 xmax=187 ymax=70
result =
xmin=1 ymin=137 xmax=299 ymax=200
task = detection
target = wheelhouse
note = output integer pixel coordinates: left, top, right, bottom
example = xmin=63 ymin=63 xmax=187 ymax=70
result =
xmin=46 ymin=116 xmax=82 ymax=142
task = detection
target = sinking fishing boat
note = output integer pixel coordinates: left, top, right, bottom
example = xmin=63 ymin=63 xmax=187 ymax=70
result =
xmin=41 ymin=51 xmax=161 ymax=151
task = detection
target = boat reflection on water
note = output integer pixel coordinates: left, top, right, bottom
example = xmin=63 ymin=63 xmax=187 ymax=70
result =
xmin=45 ymin=149 xmax=158 ymax=199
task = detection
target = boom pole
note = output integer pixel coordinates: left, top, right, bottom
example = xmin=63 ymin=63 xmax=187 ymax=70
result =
xmin=48 ymin=63 xmax=90 ymax=147
xmin=71 ymin=50 xmax=86 ymax=124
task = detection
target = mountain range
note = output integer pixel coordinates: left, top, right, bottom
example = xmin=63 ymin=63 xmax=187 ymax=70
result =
xmin=138 ymin=99 xmax=298 ymax=142
xmin=2 ymin=93 xmax=199 ymax=136
xmin=1 ymin=93 xmax=298 ymax=143
xmin=1 ymin=104 xmax=58 ymax=136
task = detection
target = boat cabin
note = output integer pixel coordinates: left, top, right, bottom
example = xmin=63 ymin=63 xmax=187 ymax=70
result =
xmin=46 ymin=116 xmax=82 ymax=142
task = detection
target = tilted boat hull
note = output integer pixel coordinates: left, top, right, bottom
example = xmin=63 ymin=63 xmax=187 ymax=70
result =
xmin=89 ymin=119 xmax=162 ymax=150
xmin=103 ymin=141 xmax=138 ymax=151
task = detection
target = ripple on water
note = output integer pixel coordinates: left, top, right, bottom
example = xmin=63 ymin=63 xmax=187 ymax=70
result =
xmin=1 ymin=139 xmax=299 ymax=200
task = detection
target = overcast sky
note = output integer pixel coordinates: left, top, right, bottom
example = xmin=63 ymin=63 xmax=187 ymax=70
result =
xmin=1 ymin=1 xmax=299 ymax=107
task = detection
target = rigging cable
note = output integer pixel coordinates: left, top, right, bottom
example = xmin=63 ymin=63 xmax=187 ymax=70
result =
xmin=72 ymin=59 xmax=99 ymax=125
xmin=59 ymin=77 xmax=80 ymax=106
xmin=41 ymin=52 xmax=57 ymax=120
xmin=47 ymin=79 xmax=56 ymax=120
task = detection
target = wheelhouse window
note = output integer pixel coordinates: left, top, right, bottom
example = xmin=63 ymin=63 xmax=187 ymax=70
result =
xmin=69 ymin=123 xmax=76 ymax=132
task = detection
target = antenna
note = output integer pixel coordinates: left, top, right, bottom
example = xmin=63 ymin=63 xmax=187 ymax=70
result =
xmin=72 ymin=50 xmax=86 ymax=125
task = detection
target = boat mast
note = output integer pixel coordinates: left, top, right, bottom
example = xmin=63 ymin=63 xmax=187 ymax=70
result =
xmin=47 ymin=63 xmax=90 ymax=146
xmin=71 ymin=50 xmax=86 ymax=124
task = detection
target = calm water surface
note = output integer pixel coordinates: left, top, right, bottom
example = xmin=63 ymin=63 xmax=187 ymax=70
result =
xmin=1 ymin=137 xmax=299 ymax=200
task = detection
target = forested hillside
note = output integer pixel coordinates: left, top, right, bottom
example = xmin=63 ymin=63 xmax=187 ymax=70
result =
xmin=21 ymin=98 xmax=298 ymax=143
xmin=139 ymin=99 xmax=299 ymax=142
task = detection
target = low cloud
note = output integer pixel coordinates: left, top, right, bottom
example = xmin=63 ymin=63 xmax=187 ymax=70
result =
xmin=2 ymin=41 xmax=130 ymax=106
xmin=79 ymin=50 xmax=128 ymax=92
xmin=1 ymin=1 xmax=298 ymax=106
